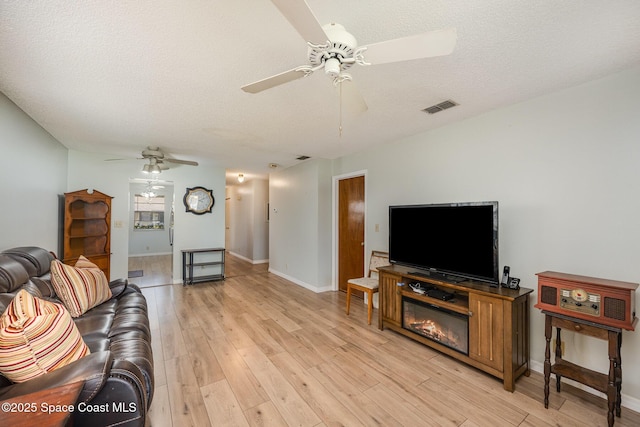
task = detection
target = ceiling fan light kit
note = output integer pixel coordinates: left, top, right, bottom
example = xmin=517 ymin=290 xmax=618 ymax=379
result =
xmin=309 ymin=23 xmax=358 ymax=79
xmin=144 ymin=157 xmax=162 ymax=174
xmin=323 ymin=57 xmax=341 ymax=77
xmin=141 ymin=163 xmax=159 ymax=174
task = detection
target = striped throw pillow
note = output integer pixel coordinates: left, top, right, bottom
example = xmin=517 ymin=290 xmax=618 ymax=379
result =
xmin=50 ymin=256 xmax=112 ymax=318
xmin=0 ymin=290 xmax=90 ymax=383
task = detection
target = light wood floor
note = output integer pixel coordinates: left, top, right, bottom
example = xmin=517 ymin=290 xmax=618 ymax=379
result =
xmin=141 ymin=255 xmax=640 ymax=427
xmin=128 ymin=253 xmax=270 ymax=288
xmin=128 ymin=254 xmax=173 ymax=288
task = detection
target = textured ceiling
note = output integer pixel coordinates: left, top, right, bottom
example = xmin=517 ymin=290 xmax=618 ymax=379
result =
xmin=1 ymin=1 xmax=639 ymax=183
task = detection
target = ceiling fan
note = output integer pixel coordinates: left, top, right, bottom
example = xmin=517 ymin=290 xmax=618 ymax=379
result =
xmin=140 ymin=146 xmax=198 ymax=174
xmin=241 ymin=0 xmax=457 ymax=113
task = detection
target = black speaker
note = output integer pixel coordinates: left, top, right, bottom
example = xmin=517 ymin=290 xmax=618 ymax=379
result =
xmin=540 ymin=286 xmax=557 ymax=305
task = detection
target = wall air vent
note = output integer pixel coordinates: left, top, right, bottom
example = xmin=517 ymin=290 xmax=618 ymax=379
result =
xmin=423 ymin=100 xmax=458 ymax=115
xmin=296 ymin=155 xmax=311 ymax=160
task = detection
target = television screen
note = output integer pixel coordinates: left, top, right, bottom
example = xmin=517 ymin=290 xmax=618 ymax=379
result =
xmin=389 ymin=202 xmax=498 ymax=284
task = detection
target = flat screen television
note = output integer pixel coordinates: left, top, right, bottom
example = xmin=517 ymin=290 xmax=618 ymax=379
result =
xmin=389 ymin=201 xmax=499 ymax=285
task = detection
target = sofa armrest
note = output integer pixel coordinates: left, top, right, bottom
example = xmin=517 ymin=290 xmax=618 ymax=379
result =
xmin=109 ymin=278 xmax=128 ymax=299
xmin=0 ymin=351 xmax=113 ymax=403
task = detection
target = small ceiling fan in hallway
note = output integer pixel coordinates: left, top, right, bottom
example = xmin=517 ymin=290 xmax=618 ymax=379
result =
xmin=139 ymin=146 xmax=198 ymax=174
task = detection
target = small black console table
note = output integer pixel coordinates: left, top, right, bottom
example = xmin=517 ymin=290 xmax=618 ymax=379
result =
xmin=181 ymin=247 xmax=225 ymax=285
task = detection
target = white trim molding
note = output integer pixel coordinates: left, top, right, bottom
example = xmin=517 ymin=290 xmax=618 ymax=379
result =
xmin=228 ymin=251 xmax=269 ymax=264
xmin=268 ymin=268 xmax=333 ymax=293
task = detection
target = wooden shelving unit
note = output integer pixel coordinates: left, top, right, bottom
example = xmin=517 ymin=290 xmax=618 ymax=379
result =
xmin=63 ymin=189 xmax=112 ymax=279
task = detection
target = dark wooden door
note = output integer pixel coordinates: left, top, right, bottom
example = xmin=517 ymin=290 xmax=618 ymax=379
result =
xmin=338 ymin=175 xmax=365 ymax=293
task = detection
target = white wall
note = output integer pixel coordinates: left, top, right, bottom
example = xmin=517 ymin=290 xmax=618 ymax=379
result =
xmin=251 ymin=179 xmax=269 ymax=262
xmin=170 ymin=167 xmax=226 ymax=282
xmin=330 ymin=67 xmax=640 ymax=406
xmin=67 ymin=151 xmax=225 ymax=283
xmin=0 ymin=93 xmax=68 ymax=252
xmin=269 ymin=159 xmax=333 ymax=291
xmin=227 ymin=178 xmax=269 ymax=263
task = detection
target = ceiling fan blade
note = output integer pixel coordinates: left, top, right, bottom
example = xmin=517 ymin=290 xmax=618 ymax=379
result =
xmin=270 ymin=0 xmax=328 ymax=43
xmin=339 ymin=79 xmax=368 ymax=114
xmin=242 ymin=67 xmax=310 ymax=93
xmin=163 ymin=158 xmax=198 ymax=166
xmin=360 ymin=28 xmax=457 ymax=65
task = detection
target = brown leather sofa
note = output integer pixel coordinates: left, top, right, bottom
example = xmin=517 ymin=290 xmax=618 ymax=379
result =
xmin=0 ymin=247 xmax=153 ymax=426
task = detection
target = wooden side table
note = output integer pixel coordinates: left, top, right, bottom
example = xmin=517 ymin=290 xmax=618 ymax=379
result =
xmin=543 ymin=311 xmax=622 ymax=426
xmin=0 ymin=381 xmax=83 ymax=427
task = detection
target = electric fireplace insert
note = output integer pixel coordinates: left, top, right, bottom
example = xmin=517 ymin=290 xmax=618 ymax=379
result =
xmin=402 ymin=297 xmax=469 ymax=355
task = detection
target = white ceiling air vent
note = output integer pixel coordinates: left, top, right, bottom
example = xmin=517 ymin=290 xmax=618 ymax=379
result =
xmin=423 ymin=100 xmax=458 ymax=114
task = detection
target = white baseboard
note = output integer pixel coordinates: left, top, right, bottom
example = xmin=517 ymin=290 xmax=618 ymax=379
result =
xmin=228 ymin=251 xmax=269 ymax=265
xmin=129 ymin=251 xmax=172 ymax=257
xmin=529 ymin=360 xmax=640 ymax=413
xmin=228 ymin=251 xmax=250 ymax=263
xmin=268 ymin=268 xmax=332 ymax=293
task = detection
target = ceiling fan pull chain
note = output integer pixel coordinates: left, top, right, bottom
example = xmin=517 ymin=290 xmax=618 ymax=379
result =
xmin=332 ymin=73 xmax=353 ymax=137
xmin=339 ymin=80 xmax=343 ymax=137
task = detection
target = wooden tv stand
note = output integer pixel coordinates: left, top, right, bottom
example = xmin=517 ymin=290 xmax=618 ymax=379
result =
xmin=378 ymin=265 xmax=533 ymax=391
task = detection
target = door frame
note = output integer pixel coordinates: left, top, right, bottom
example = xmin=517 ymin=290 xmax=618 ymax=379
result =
xmin=126 ymin=178 xmax=175 ymax=283
xmin=332 ymin=170 xmax=367 ymax=292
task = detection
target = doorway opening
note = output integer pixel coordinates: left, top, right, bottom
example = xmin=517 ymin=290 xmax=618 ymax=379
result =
xmin=127 ymin=178 xmax=174 ymax=288
xmin=224 ymin=176 xmax=270 ymax=266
